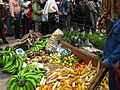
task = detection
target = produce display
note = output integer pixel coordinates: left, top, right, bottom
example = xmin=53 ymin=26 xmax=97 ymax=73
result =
xmin=45 ymin=29 xmax=64 ymax=51
xmin=49 ymin=54 xmax=79 ymax=67
xmin=26 ymin=38 xmax=49 ymax=52
xmin=7 ymin=65 xmax=47 ymax=90
xmin=62 ymin=30 xmax=106 ymax=56
xmin=0 ymin=30 xmax=108 ymax=90
xmin=37 ymin=61 xmax=100 ymax=90
xmin=0 ymin=47 xmax=26 ymax=74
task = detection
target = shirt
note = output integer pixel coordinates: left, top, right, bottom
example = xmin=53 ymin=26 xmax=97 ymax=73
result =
xmin=9 ymin=0 xmax=21 ymax=17
xmin=42 ymin=0 xmax=58 ymax=19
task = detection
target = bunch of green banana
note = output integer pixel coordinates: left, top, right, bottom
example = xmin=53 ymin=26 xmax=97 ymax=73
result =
xmin=26 ymin=38 xmax=49 ymax=52
xmin=0 ymin=47 xmax=15 ymax=67
xmin=7 ymin=65 xmax=46 ymax=90
xmin=2 ymin=55 xmax=26 ymax=74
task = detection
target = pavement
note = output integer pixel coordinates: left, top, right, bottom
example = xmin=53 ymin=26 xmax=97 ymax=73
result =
xmin=0 ymin=36 xmax=17 ymax=90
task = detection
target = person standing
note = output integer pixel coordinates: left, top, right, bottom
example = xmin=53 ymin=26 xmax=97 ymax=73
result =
xmin=42 ymin=0 xmax=59 ymax=34
xmin=9 ymin=0 xmax=21 ymax=39
xmin=59 ymin=0 xmax=70 ymax=30
xmin=40 ymin=0 xmax=49 ymax=35
xmin=32 ymin=0 xmax=42 ymax=32
xmin=0 ymin=0 xmax=9 ymax=44
xmin=102 ymin=0 xmax=120 ymax=89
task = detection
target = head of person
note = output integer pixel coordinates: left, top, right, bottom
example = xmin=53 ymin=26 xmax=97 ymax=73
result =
xmin=0 ymin=0 xmax=4 ymax=9
xmin=116 ymin=0 xmax=120 ymax=13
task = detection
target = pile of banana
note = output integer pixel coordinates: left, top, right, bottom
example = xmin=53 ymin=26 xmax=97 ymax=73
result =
xmin=7 ymin=65 xmax=47 ymax=90
xmin=0 ymin=47 xmax=26 ymax=74
xmin=26 ymin=38 xmax=49 ymax=52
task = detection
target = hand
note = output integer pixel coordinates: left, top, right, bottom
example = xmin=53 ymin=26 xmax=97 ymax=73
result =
xmin=101 ymin=61 xmax=107 ymax=68
xmin=57 ymin=12 xmax=62 ymax=15
xmin=13 ymin=17 xmax=17 ymax=21
xmin=63 ymin=12 xmax=67 ymax=16
xmin=2 ymin=18 xmax=5 ymax=21
xmin=4 ymin=24 xmax=7 ymax=29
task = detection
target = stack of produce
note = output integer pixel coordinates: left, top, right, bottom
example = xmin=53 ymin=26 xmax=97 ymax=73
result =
xmin=37 ymin=61 xmax=100 ymax=90
xmin=45 ymin=29 xmax=64 ymax=51
xmin=27 ymin=50 xmax=52 ymax=63
xmin=62 ymin=30 xmax=106 ymax=50
xmin=26 ymin=38 xmax=49 ymax=52
xmin=7 ymin=65 xmax=47 ymax=90
xmin=49 ymin=54 xmax=81 ymax=67
xmin=97 ymin=73 xmax=109 ymax=90
xmin=0 ymin=47 xmax=26 ymax=74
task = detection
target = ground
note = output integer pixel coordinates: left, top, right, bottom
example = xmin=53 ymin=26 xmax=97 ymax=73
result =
xmin=0 ymin=36 xmax=17 ymax=90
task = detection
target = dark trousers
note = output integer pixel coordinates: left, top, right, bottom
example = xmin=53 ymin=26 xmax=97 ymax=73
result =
xmin=7 ymin=16 xmax=14 ymax=36
xmin=48 ymin=13 xmax=57 ymax=34
xmin=21 ymin=15 xmax=28 ymax=36
xmin=26 ymin=20 xmax=33 ymax=33
xmin=14 ymin=14 xmax=21 ymax=38
xmin=0 ymin=22 xmax=7 ymax=43
xmin=41 ymin=21 xmax=49 ymax=35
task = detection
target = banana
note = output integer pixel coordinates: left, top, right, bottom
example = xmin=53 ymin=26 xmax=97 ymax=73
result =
xmin=3 ymin=60 xmax=13 ymax=69
xmin=2 ymin=55 xmax=6 ymax=66
xmin=18 ymin=56 xmax=24 ymax=62
xmin=19 ymin=86 xmax=24 ymax=90
xmin=20 ymin=67 xmax=29 ymax=75
xmin=23 ymin=72 xmax=36 ymax=78
xmin=23 ymin=85 xmax=26 ymax=90
xmin=15 ymin=84 xmax=20 ymax=90
xmin=9 ymin=52 xmax=13 ymax=60
xmin=8 ymin=68 xmax=17 ymax=74
xmin=26 ymin=81 xmax=34 ymax=90
xmin=4 ymin=56 xmax=9 ymax=66
xmin=3 ymin=64 xmax=15 ymax=72
xmin=7 ymin=77 xmax=17 ymax=87
xmin=25 ymin=81 xmax=31 ymax=90
xmin=25 ymin=75 xmax=39 ymax=83
xmin=26 ymin=78 xmax=36 ymax=88
xmin=15 ymin=59 xmax=19 ymax=68
xmin=17 ymin=58 xmax=23 ymax=71
xmin=9 ymin=81 xmax=18 ymax=90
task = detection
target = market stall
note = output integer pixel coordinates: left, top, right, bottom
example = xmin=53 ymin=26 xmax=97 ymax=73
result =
xmin=0 ymin=29 xmax=108 ymax=90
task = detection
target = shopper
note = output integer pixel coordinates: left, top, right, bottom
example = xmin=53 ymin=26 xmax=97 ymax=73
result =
xmin=32 ymin=0 xmax=42 ymax=32
xmin=59 ymin=0 xmax=70 ymax=30
xmin=42 ymin=0 xmax=59 ymax=34
xmin=9 ymin=0 xmax=21 ymax=39
xmin=20 ymin=0 xmax=31 ymax=36
xmin=26 ymin=3 xmax=33 ymax=32
xmin=0 ymin=0 xmax=9 ymax=44
xmin=102 ymin=0 xmax=120 ymax=89
xmin=40 ymin=0 xmax=49 ymax=35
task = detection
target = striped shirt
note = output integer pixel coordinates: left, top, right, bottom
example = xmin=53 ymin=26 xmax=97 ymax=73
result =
xmin=9 ymin=0 xmax=21 ymax=17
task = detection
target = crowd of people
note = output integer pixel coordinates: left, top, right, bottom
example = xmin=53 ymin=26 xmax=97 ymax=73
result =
xmin=0 ymin=0 xmax=100 ymax=43
xmin=1 ymin=0 xmax=120 ymax=89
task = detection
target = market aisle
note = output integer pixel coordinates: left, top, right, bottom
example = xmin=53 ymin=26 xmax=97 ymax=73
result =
xmin=0 ymin=69 xmax=10 ymax=90
xmin=0 ymin=36 xmax=17 ymax=49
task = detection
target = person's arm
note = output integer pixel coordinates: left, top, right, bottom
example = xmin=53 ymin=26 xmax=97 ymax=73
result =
xmin=9 ymin=1 xmax=15 ymax=17
xmin=104 ymin=26 xmax=120 ymax=68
